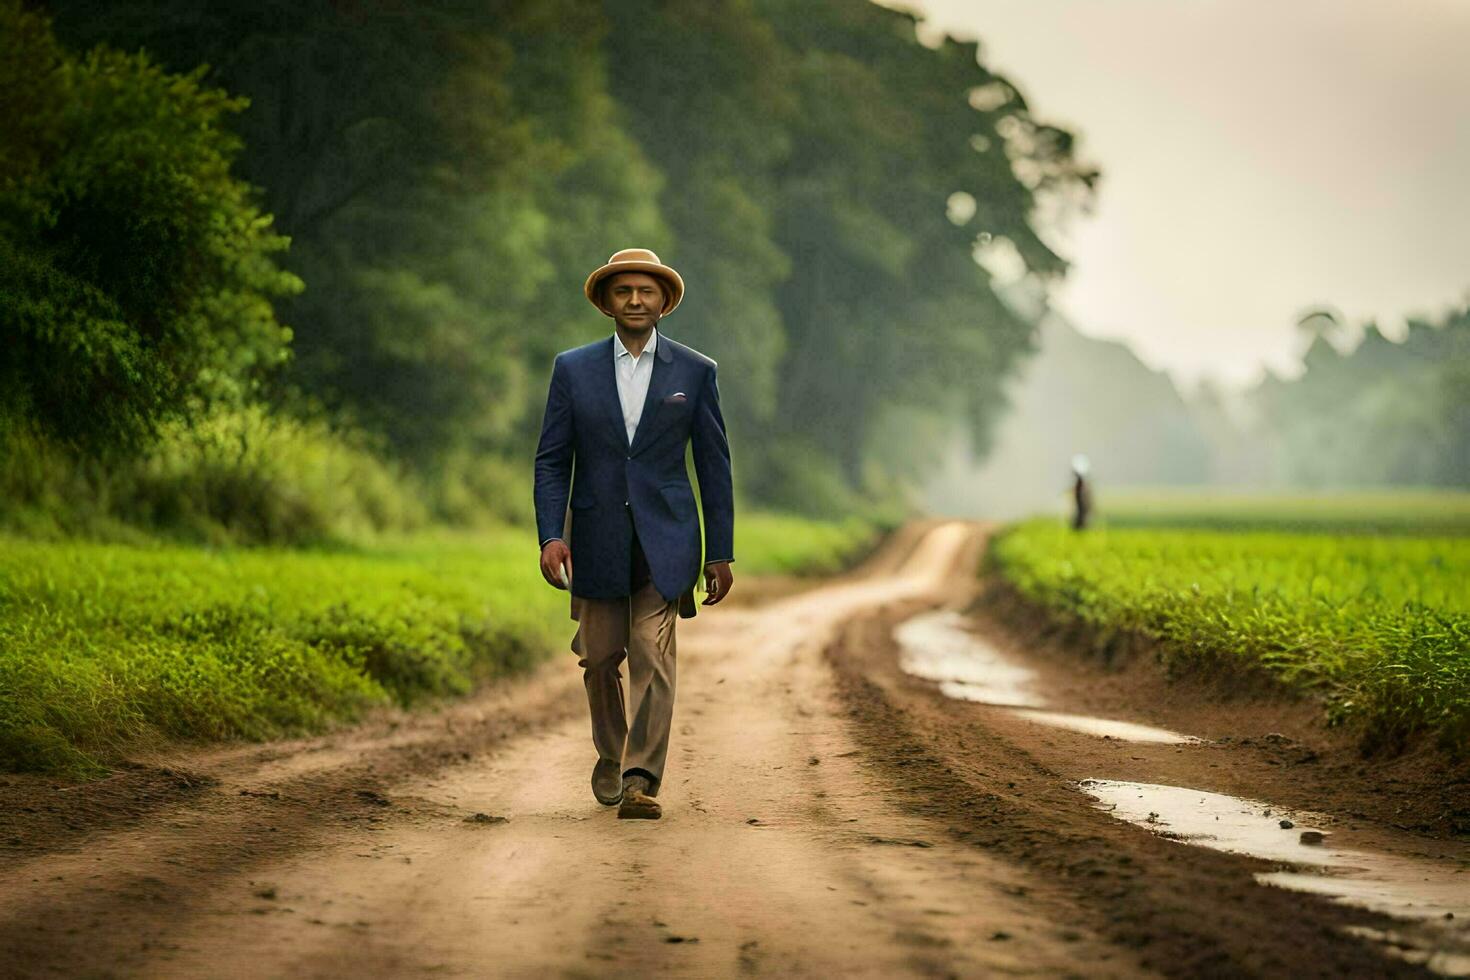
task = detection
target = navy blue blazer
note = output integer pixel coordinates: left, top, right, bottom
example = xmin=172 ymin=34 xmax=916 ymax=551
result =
xmin=533 ymin=330 xmax=734 ymax=618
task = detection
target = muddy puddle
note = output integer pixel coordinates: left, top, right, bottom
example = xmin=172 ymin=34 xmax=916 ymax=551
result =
xmin=1080 ymin=779 xmax=1470 ymax=975
xmin=893 ymin=610 xmax=1469 ymax=973
xmin=894 ymin=611 xmax=1202 ymax=745
xmin=895 ymin=611 xmax=1042 ymax=708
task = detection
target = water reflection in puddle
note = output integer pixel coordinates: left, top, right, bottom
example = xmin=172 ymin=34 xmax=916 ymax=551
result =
xmin=895 ymin=611 xmax=1202 ymax=745
xmin=895 ymin=611 xmax=1043 ymax=708
xmin=1080 ymin=779 xmax=1470 ymax=975
xmin=1011 ymin=709 xmax=1203 ymax=745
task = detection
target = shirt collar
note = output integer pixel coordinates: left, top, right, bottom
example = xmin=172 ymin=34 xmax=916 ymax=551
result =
xmin=614 ymin=328 xmax=657 ymax=360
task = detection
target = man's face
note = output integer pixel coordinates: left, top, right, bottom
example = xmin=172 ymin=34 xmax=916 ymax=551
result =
xmin=601 ymin=272 xmax=666 ymax=333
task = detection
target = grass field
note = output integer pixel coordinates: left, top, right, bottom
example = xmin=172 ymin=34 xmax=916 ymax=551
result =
xmin=0 ymin=513 xmax=883 ymax=775
xmin=990 ymin=509 xmax=1470 ymax=752
xmin=1094 ymin=488 xmax=1470 ymax=536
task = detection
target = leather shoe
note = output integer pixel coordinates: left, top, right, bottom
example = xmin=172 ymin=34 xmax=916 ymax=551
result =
xmin=618 ymin=773 xmax=661 ymax=820
xmin=592 ymin=758 xmax=623 ymax=806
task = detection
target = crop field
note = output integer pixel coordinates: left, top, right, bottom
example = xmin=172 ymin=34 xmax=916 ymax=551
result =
xmin=990 ymin=510 xmax=1470 ymax=752
xmin=1093 ymin=488 xmax=1470 ymax=536
xmin=0 ymin=513 xmax=880 ymax=775
xmin=728 ymin=512 xmax=886 ymax=574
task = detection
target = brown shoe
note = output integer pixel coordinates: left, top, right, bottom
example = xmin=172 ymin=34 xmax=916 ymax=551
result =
xmin=617 ymin=773 xmax=661 ymax=820
xmin=592 ymin=758 xmax=623 ymax=806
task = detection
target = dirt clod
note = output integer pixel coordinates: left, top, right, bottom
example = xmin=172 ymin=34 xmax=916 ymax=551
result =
xmin=463 ymin=813 xmax=507 ymax=825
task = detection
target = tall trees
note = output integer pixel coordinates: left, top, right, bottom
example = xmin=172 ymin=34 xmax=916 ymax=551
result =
xmin=1248 ymin=305 xmax=1470 ymax=487
xmin=604 ymin=0 xmax=1096 ymax=508
xmin=37 ymin=0 xmax=1097 ymax=512
xmin=49 ymin=0 xmax=669 ymax=464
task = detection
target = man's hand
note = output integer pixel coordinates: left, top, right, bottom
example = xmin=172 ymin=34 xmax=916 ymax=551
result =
xmin=540 ymin=539 xmax=572 ymax=590
xmin=702 ymin=560 xmax=734 ymax=605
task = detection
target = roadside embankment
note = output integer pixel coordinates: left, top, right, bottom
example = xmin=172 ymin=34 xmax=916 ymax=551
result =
xmin=985 ymin=519 xmax=1470 ymax=756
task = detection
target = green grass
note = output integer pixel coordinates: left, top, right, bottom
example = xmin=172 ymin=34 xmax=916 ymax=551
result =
xmin=0 ymin=512 xmax=882 ymax=775
xmin=1094 ymin=488 xmax=1470 ymax=536
xmin=990 ymin=519 xmax=1470 ymax=753
xmin=730 ymin=512 xmax=884 ymax=575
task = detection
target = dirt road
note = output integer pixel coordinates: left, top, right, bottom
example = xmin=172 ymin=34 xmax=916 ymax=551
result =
xmin=2 ymin=520 xmax=1466 ymax=978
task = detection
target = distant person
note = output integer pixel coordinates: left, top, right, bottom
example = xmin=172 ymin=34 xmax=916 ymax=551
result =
xmin=1070 ymin=453 xmax=1093 ymax=530
xmin=533 ymin=248 xmax=735 ymax=821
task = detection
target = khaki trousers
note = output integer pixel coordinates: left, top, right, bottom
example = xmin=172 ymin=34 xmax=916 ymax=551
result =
xmin=570 ymin=580 xmax=679 ymax=797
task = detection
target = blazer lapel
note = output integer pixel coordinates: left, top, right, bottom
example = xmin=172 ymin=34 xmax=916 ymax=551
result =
xmin=596 ymin=336 xmax=631 ymax=452
xmin=629 ymin=335 xmax=676 ymax=457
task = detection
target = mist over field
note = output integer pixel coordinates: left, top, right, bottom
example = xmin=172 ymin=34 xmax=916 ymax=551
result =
xmin=924 ymin=302 xmax=1469 ymax=521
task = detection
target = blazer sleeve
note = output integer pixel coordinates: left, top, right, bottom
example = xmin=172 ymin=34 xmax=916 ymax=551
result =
xmin=533 ymin=354 xmax=574 ymax=548
xmin=691 ymin=361 xmax=735 ymax=564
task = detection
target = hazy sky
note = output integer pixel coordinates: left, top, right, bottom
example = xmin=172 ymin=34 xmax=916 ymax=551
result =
xmin=880 ymin=0 xmax=1470 ymax=388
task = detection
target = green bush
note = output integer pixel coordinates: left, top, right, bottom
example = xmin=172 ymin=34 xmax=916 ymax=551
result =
xmin=428 ymin=451 xmax=536 ymax=529
xmin=0 ymin=0 xmax=299 ymax=457
xmin=0 ymin=405 xmax=430 ymax=546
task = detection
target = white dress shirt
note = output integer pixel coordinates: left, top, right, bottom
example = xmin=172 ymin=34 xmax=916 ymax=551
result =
xmin=614 ymin=327 xmax=657 ymax=445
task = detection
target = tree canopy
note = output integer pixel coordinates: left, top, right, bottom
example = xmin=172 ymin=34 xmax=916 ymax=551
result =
xmin=1248 ymin=305 xmax=1470 ymax=487
xmin=29 ymin=0 xmax=1097 ymax=512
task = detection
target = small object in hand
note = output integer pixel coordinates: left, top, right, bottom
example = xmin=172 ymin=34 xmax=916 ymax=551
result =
xmin=559 ymin=564 xmax=571 ymax=589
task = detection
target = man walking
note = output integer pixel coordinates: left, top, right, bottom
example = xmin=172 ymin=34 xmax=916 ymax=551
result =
xmin=533 ymin=248 xmax=735 ymax=820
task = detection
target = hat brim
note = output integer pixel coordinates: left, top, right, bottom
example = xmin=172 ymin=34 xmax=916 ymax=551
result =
xmin=584 ymin=261 xmax=685 ymax=316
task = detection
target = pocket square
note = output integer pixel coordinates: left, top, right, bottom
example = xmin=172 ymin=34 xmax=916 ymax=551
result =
xmin=662 ymin=392 xmax=688 ymax=404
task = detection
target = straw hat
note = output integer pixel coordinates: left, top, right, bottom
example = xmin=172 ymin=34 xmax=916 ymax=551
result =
xmin=584 ymin=248 xmax=685 ymax=316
